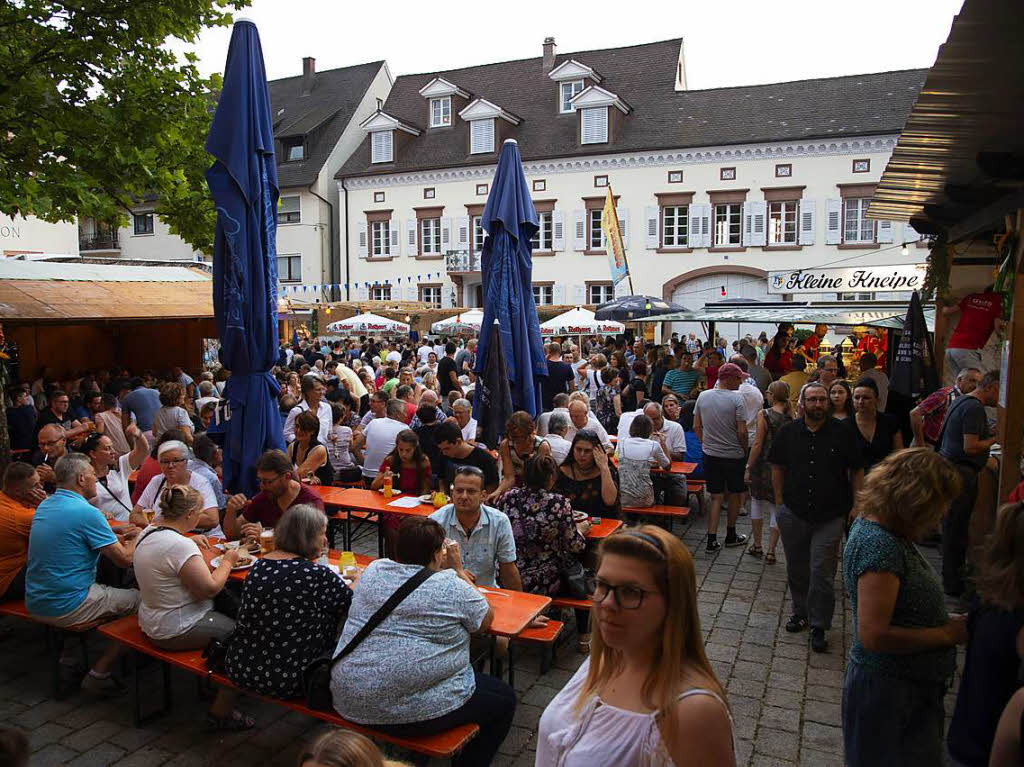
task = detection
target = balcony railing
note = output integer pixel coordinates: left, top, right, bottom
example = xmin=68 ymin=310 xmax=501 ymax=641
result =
xmin=79 ymin=232 xmax=120 ymax=251
xmin=445 ymin=250 xmax=480 ymax=273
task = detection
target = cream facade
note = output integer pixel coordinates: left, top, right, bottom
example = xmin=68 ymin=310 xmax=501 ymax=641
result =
xmin=338 ymin=133 xmax=926 ymax=336
xmin=0 ymin=214 xmax=79 ymax=257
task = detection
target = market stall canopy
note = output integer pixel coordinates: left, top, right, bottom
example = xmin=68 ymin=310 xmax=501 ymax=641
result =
xmin=431 ymin=308 xmax=484 ymax=335
xmin=540 ymin=307 xmax=626 ymax=336
xmin=646 ymin=301 xmax=935 ymax=332
xmin=0 ymin=259 xmax=213 ymax=322
xmin=326 ymin=312 xmax=410 ymax=335
xmin=594 ymin=295 xmax=683 ymax=322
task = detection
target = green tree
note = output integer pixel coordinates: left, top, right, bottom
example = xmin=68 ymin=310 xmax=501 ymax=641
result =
xmin=0 ymin=0 xmax=250 ymax=254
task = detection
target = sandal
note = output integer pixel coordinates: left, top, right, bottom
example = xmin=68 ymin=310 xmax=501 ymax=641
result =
xmin=747 ymin=544 xmax=763 ymax=558
xmin=207 ymin=710 xmax=255 ymax=731
xmin=765 ymin=552 xmax=777 ymax=565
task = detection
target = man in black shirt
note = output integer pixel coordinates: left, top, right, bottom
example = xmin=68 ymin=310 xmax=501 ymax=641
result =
xmin=437 ymin=342 xmax=462 ymax=398
xmin=938 ymin=369 xmax=1000 ymax=596
xmin=541 ymin=341 xmax=576 ymax=411
xmin=435 ymin=421 xmax=498 ymax=493
xmin=769 ymin=381 xmax=864 ymax=653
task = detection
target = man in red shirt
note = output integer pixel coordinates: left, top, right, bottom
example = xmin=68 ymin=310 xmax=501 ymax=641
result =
xmin=222 ymin=450 xmax=325 ymax=541
xmin=943 ymin=289 xmax=1004 ymax=378
xmin=801 ymin=324 xmax=829 ymax=361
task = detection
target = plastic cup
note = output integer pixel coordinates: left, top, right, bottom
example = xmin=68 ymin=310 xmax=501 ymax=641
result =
xmin=259 ymin=529 xmax=275 ymax=554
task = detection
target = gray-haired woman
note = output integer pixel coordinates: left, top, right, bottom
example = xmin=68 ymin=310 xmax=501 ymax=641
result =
xmin=223 ymin=504 xmax=351 ymax=699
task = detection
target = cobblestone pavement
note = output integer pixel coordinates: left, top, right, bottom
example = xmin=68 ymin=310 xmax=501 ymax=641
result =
xmin=0 ymin=513 xmax=962 ymax=766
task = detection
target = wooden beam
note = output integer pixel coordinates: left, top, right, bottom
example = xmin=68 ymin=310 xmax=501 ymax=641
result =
xmin=998 ymin=208 xmax=1024 ymax=501
xmin=948 ymin=190 xmax=1024 ymax=243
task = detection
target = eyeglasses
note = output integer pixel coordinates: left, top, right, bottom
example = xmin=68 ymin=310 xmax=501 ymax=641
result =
xmin=592 ymin=578 xmax=658 ymax=610
xmin=257 ymin=474 xmax=285 ymax=486
xmin=159 ymin=458 xmax=186 ymax=467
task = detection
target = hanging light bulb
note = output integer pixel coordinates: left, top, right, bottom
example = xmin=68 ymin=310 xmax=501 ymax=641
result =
xmin=720 ymin=285 xmax=727 ymax=297
xmin=901 ymin=243 xmax=909 ymax=256
xmin=325 ymin=305 xmax=332 ymax=315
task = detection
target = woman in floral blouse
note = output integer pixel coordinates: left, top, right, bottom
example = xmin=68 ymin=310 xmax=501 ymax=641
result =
xmin=554 ymin=430 xmax=621 ymax=520
xmin=500 ymin=454 xmax=593 ymax=651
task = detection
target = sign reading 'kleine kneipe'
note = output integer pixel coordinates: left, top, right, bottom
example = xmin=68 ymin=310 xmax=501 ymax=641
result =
xmin=767 ymin=264 xmax=927 ymax=295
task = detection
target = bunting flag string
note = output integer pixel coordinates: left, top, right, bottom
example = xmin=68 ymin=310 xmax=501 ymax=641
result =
xmin=276 ymin=273 xmax=445 ymax=296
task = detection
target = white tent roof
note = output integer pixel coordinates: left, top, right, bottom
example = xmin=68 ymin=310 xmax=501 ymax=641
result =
xmin=325 ymin=312 xmax=410 ymax=334
xmin=431 ymin=309 xmax=485 ymax=334
xmin=539 ymin=307 xmax=625 ymax=336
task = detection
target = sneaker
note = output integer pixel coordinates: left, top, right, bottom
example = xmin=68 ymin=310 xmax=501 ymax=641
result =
xmin=785 ymin=615 xmax=808 ymax=633
xmin=724 ymin=532 xmax=748 ymax=548
xmin=706 ymin=540 xmax=722 ymax=554
xmin=810 ymin=628 xmax=828 ymax=653
xmin=80 ymin=674 xmax=127 ymax=697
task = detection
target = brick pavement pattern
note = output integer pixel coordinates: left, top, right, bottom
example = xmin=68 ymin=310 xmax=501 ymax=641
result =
xmin=0 ymin=514 xmax=963 ymax=766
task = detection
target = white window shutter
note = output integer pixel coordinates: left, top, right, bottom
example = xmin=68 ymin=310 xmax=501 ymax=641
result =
xmin=470 ymin=119 xmax=494 ymax=154
xmin=618 ymin=209 xmax=629 ymax=247
xmin=405 ymin=284 xmax=416 ymax=301
xmin=389 ymin=220 xmax=399 ymax=252
xmin=553 ymin=284 xmax=565 ymax=304
xmin=697 ymin=204 xmax=712 ymax=248
xmin=440 ymin=216 xmax=452 ymax=249
xmin=645 ymin=206 xmax=659 ymax=249
xmin=752 ymin=200 xmax=767 ymax=247
xmin=580 ymin=107 xmax=608 ymax=144
xmin=456 ymin=216 xmax=469 ymax=248
xmin=441 ymin=287 xmax=454 ymax=308
xmin=798 ymin=199 xmax=816 ymax=245
xmin=687 ymin=207 xmax=701 ymax=249
xmin=552 ymin=210 xmax=565 ymax=251
xmin=903 ymin=222 xmax=922 ymax=243
xmin=357 ymin=284 xmax=368 ymax=300
xmin=357 ymin=220 xmax=368 ymax=259
xmin=742 ymin=202 xmax=753 ymax=247
xmin=877 ymin=219 xmax=894 ymax=243
xmin=614 ymin=279 xmax=629 ymax=298
xmin=573 ymin=209 xmax=586 ymax=250
xmin=572 ymin=284 xmax=586 ymax=304
xmin=406 ymin=219 xmax=417 ymax=256
xmin=825 ymin=199 xmax=843 ymax=245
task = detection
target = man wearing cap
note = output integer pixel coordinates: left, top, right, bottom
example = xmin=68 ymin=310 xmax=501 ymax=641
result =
xmin=693 ymin=363 xmax=749 ymax=553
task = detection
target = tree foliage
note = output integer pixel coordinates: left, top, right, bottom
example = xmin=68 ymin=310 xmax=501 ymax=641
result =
xmin=0 ymin=0 xmax=249 ymax=254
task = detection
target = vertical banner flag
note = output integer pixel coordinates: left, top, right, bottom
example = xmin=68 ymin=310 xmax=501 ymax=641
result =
xmin=601 ymin=186 xmax=628 ymax=286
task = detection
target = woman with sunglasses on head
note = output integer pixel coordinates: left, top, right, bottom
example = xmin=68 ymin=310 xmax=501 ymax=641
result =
xmin=81 ymin=424 xmax=149 ymax=524
xmin=537 ymin=525 xmax=735 ymax=767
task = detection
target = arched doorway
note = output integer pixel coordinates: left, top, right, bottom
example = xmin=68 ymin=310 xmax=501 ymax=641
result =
xmin=662 ymin=266 xmax=776 ymax=344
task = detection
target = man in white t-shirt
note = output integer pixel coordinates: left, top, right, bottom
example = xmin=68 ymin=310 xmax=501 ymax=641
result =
xmin=385 ymin=344 xmax=403 ymax=365
xmin=565 ymin=399 xmax=613 ymax=453
xmin=361 ymin=400 xmax=411 ymax=479
xmin=451 ymin=398 xmax=477 ymax=444
xmin=131 ymin=441 xmax=219 ymax=532
xmin=417 ymin=341 xmax=434 ymax=365
xmin=542 ymin=412 xmax=573 ymax=465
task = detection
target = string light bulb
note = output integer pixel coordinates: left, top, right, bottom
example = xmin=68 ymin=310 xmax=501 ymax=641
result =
xmin=720 ymin=285 xmax=727 ymax=297
xmin=901 ymin=243 xmax=909 ymax=256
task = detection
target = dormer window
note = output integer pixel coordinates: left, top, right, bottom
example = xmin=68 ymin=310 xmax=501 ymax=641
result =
xmin=581 ymin=108 xmax=608 ymax=144
xmin=470 ymin=120 xmax=495 ymax=154
xmin=282 ymin=137 xmax=305 ymax=162
xmin=559 ymin=81 xmax=584 ymax=113
xmin=430 ymin=97 xmax=451 ymax=128
xmin=371 ymin=131 xmax=393 ymax=163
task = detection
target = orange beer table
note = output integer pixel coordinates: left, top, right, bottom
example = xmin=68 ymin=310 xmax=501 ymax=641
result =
xmin=317 ymin=487 xmax=437 ymax=554
xmin=585 ymin=517 xmax=622 ymax=540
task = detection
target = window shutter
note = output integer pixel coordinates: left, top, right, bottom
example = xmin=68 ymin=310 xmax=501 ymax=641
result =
xmin=389 ymin=220 xmax=400 ymax=252
xmin=456 ymin=216 xmax=469 ymax=249
xmin=742 ymin=202 xmax=753 ymax=247
xmin=371 ymin=131 xmax=393 ymax=163
xmin=573 ymin=209 xmax=586 ymax=250
xmin=441 ymin=217 xmax=452 ymax=249
xmin=405 ymin=284 xmax=417 ymax=301
xmin=687 ymin=207 xmax=701 ymax=249
xmin=357 ymin=284 xmax=368 ymax=300
xmin=357 ymin=220 xmax=368 ymax=259
xmin=553 ymin=284 xmax=565 ymax=304
xmin=552 ymin=210 xmax=565 ymax=251
xmin=406 ymin=219 xmax=417 ymax=256
xmin=441 ymin=287 xmax=454 ymax=308
xmin=581 ymin=108 xmax=608 ymax=144
xmin=470 ymin=119 xmax=494 ymax=154
xmin=618 ymin=209 xmax=629 ymax=247
xmin=751 ymin=200 xmax=767 ymax=247
xmin=877 ymin=219 xmax=894 ymax=243
xmin=690 ymin=203 xmax=711 ymax=248
xmin=572 ymin=284 xmax=586 ymax=304
xmin=825 ymin=199 xmax=842 ymax=245
xmin=903 ymin=222 xmax=922 ymax=243
xmin=614 ymin=279 xmax=629 ymax=298
xmin=798 ymin=199 xmax=816 ymax=245
xmin=645 ymin=206 xmax=659 ymax=249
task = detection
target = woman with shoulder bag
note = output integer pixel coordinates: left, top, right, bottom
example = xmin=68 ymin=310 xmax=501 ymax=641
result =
xmin=744 ymin=381 xmax=791 ymax=564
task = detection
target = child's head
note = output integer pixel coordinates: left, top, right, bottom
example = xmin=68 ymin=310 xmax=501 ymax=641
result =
xmin=297 ymin=729 xmax=408 ymax=767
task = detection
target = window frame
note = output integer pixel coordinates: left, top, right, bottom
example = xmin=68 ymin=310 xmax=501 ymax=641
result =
xmin=371 ymin=220 xmax=391 ymax=258
xmin=842 ymin=198 xmax=876 ymax=244
xmin=420 ymin=217 xmax=442 ymax=256
xmin=371 ymin=285 xmax=392 ymax=302
xmin=277 ymin=195 xmax=301 ymax=225
xmin=132 ymin=212 xmax=154 ymax=236
xmin=588 ymin=208 xmax=605 ymax=251
xmin=282 ymin=137 xmax=305 ymax=162
xmin=531 ymin=211 xmax=553 ymax=252
xmin=587 ymin=282 xmax=614 ymax=305
xmin=581 ymin=107 xmax=608 ymax=144
xmin=371 ymin=131 xmax=393 ymax=164
xmin=713 ymin=202 xmax=742 ymax=247
xmin=430 ymin=96 xmax=452 ymax=128
xmin=419 ymin=285 xmax=442 ymax=307
xmin=767 ymin=200 xmax=798 ymax=246
xmin=837 ymin=291 xmax=875 ymax=302
xmin=470 ymin=118 xmax=495 ymax=154
xmin=559 ymin=80 xmax=584 ymax=114
xmin=470 ymin=215 xmax=485 ymax=255
xmin=661 ymin=204 xmax=689 ymax=248
xmin=533 ymin=284 xmax=554 ymax=305
xmin=277 ymin=254 xmax=301 ymax=283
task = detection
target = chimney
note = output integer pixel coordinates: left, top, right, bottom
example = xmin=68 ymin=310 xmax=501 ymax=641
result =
xmin=543 ymin=37 xmax=556 ymax=73
xmin=302 ymin=56 xmax=316 ymax=96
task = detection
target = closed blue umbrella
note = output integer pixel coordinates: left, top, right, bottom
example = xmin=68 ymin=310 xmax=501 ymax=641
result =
xmin=473 ymin=139 xmax=547 ymax=418
xmin=204 ymin=19 xmax=284 ymax=496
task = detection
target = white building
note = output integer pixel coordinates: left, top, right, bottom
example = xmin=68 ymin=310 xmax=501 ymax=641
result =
xmin=336 ymin=38 xmax=929 ymax=336
xmin=0 ymin=214 xmax=79 ymax=257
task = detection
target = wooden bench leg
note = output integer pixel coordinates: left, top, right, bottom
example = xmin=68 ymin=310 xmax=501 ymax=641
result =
xmin=132 ymin=651 xmax=173 ymax=727
xmin=49 ymin=628 xmax=63 ymax=700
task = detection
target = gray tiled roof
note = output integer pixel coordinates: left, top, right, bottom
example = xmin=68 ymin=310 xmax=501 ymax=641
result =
xmin=337 ymin=38 xmax=926 ymax=178
xmin=268 ymin=60 xmax=385 ymax=188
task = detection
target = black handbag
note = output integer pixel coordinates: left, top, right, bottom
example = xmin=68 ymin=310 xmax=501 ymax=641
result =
xmin=203 ymin=634 xmax=231 ymax=673
xmin=302 ymin=566 xmax=433 ymax=711
xmin=558 ymin=558 xmax=595 ymax=600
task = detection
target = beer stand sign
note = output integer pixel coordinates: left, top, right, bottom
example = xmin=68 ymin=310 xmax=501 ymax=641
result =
xmin=767 ymin=264 xmax=927 ymax=295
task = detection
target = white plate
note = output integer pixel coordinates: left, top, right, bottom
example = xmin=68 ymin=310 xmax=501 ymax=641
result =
xmin=210 ymin=555 xmax=256 ymax=571
xmin=572 ymin=511 xmax=589 ymax=522
xmin=418 ymin=494 xmax=433 ymax=503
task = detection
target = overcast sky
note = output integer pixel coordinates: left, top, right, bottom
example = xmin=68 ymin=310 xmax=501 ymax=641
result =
xmin=180 ymin=0 xmax=963 ymax=88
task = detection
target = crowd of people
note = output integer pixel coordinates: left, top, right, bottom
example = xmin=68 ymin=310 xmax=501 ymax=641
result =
xmin=0 ymin=317 xmax=1020 ymax=767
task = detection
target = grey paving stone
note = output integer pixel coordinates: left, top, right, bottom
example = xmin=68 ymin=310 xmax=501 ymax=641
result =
xmin=60 ymin=719 xmax=126 ymax=752
xmin=737 ymin=643 xmax=773 ymax=663
xmin=760 ymin=704 xmax=801 ymax=733
xmin=706 ymin=643 xmax=738 ymax=663
xmin=733 ymin=660 xmax=770 ymax=682
xmin=65 ymin=742 xmax=128 ymax=767
xmin=31 ymin=743 xmax=80 ymax=767
xmin=753 ymin=728 xmax=800 ymax=761
xmin=763 ymin=687 xmax=803 ymax=711
xmin=768 ymin=671 xmax=805 ymax=693
xmin=799 ymin=747 xmax=842 ymax=766
xmin=521 ymin=684 xmax=560 ymax=707
xmin=28 ymin=722 xmax=73 ymax=752
xmin=805 ymin=684 xmax=843 ymax=704
xmin=112 ymin=746 xmax=174 ymax=767
xmin=801 ymin=721 xmax=844 ymax=753
xmin=11 ymin=699 xmax=76 ymax=730
xmin=751 ymin=754 xmax=798 ymax=767
xmin=496 ymin=725 xmax=535 ymax=755
xmin=513 ymin=703 xmax=544 ymax=730
xmin=803 ymin=699 xmax=841 ymax=726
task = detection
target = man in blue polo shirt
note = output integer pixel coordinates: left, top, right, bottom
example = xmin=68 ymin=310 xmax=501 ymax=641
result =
xmin=429 ymin=466 xmax=520 ymax=590
xmin=27 ymin=453 xmax=140 ymax=695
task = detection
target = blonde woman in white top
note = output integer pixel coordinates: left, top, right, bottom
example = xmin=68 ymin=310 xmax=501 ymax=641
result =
xmin=536 ymin=526 xmax=735 ymax=767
